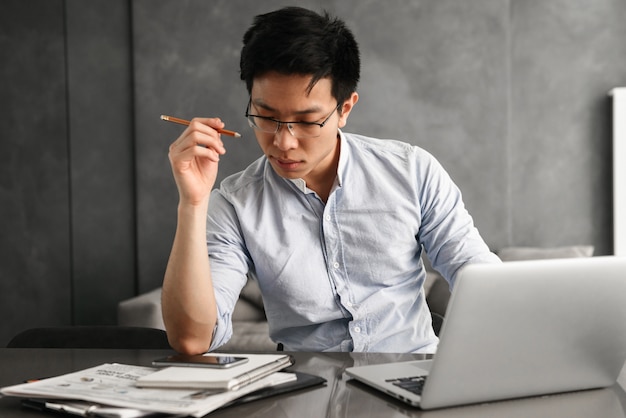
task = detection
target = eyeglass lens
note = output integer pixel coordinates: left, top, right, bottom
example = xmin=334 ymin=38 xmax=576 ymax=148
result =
xmin=247 ymin=116 xmax=322 ymax=138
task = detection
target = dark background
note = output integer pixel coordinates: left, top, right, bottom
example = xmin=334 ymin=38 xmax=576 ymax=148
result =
xmin=1 ymin=0 xmax=625 ymax=346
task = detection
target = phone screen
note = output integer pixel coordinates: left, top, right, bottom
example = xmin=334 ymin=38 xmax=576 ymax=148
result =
xmin=152 ymin=354 xmax=249 ymax=368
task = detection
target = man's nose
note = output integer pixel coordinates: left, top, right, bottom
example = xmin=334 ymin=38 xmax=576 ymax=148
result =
xmin=273 ymin=124 xmax=298 ymax=150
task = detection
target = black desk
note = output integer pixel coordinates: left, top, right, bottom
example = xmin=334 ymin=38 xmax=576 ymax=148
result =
xmin=1 ymin=348 xmax=625 ymax=417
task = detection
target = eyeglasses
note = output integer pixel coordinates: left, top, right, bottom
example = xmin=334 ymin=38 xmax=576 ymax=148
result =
xmin=245 ymin=100 xmax=340 ymax=139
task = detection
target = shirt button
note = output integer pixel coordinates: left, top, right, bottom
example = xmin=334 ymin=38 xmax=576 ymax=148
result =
xmin=353 ymin=326 xmax=361 ymax=333
xmin=346 ymin=301 xmax=353 ymax=307
xmin=333 ymin=262 xmax=340 ymax=269
xmin=325 ymin=214 xmax=331 ymax=221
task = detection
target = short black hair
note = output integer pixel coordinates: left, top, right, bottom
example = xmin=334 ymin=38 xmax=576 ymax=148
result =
xmin=240 ymin=7 xmax=360 ymax=106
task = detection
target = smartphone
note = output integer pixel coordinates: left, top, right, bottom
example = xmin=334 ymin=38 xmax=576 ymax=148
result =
xmin=152 ymin=354 xmax=249 ymax=369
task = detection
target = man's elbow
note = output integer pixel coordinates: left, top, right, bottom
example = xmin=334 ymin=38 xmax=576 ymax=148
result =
xmin=168 ymin=333 xmax=213 ymax=355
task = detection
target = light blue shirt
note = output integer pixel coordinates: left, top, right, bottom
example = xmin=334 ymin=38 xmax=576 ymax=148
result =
xmin=207 ymin=131 xmax=499 ymax=353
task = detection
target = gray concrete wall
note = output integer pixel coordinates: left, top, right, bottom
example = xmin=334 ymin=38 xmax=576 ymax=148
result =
xmin=1 ymin=0 xmax=625 ymax=345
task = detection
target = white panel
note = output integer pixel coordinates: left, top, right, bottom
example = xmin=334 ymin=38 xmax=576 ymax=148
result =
xmin=611 ymin=88 xmax=626 ymax=256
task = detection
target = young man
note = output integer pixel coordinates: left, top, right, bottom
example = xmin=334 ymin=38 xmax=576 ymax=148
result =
xmin=163 ymin=7 xmax=499 ymax=354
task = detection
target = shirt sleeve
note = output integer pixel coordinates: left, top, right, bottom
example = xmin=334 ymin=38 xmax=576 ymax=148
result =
xmin=205 ymin=188 xmax=251 ymax=350
xmin=416 ymin=150 xmax=500 ymax=288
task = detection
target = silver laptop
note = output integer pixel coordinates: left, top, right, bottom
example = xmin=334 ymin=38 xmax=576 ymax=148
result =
xmin=345 ymin=256 xmax=626 ymax=409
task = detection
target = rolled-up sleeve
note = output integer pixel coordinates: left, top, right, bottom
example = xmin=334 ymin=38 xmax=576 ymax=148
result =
xmin=416 ymin=152 xmax=500 ymax=288
xmin=206 ymin=189 xmax=251 ymax=351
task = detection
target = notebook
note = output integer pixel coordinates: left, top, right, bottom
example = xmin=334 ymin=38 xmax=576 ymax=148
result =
xmin=136 ymin=353 xmax=293 ymax=390
xmin=345 ymin=256 xmax=626 ymax=410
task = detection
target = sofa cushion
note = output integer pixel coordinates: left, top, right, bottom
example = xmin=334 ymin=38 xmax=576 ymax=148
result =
xmin=219 ymin=321 xmax=276 ymax=352
xmin=425 ymin=271 xmax=450 ymax=317
xmin=117 ymin=288 xmax=165 ymax=330
xmin=231 ymin=297 xmax=266 ymax=322
xmin=239 ymin=277 xmax=265 ymax=311
xmin=497 ymin=245 xmax=594 ymax=261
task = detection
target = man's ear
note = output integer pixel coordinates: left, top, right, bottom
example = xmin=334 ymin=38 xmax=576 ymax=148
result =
xmin=337 ymin=92 xmax=359 ymax=128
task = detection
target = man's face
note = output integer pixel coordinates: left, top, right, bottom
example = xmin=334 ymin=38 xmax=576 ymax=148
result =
xmin=249 ymin=72 xmax=357 ymax=191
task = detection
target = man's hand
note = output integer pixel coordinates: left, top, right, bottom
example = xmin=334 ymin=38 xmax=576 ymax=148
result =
xmin=168 ymin=117 xmax=227 ymax=207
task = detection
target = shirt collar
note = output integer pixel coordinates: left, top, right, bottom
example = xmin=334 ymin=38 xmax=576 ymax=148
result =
xmin=335 ymin=129 xmax=347 ymax=188
xmin=288 ymin=177 xmax=308 ymax=193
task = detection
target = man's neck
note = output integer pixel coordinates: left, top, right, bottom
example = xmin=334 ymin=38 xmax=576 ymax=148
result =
xmin=303 ymin=135 xmax=341 ymax=203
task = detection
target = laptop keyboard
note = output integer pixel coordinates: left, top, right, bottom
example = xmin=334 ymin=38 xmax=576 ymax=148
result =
xmin=386 ymin=376 xmax=427 ymax=396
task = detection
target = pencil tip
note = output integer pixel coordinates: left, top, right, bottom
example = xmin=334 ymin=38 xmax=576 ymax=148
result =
xmin=160 ymin=115 xmax=168 ymax=121
xmin=234 ymin=132 xmax=242 ymax=138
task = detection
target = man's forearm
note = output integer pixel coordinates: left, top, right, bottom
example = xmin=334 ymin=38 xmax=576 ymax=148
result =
xmin=162 ymin=202 xmax=217 ymax=354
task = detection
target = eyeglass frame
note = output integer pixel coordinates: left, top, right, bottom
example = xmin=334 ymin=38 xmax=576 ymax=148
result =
xmin=245 ymin=99 xmax=341 ymax=138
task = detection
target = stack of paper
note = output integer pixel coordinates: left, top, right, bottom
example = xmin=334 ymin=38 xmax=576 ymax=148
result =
xmin=137 ymin=353 xmax=292 ymax=391
xmin=1 ymin=354 xmax=296 ymax=417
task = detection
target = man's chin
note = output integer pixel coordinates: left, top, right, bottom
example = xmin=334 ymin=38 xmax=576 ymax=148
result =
xmin=276 ymin=170 xmax=303 ymax=180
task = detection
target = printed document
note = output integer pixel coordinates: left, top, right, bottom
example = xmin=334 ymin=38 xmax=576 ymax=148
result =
xmin=1 ymin=363 xmax=295 ymax=417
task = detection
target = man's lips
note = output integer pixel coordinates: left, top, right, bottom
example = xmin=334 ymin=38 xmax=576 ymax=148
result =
xmin=272 ymin=156 xmax=303 ymax=170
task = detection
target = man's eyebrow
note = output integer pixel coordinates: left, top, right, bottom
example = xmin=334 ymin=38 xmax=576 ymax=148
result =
xmin=251 ymin=99 xmax=324 ymax=115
